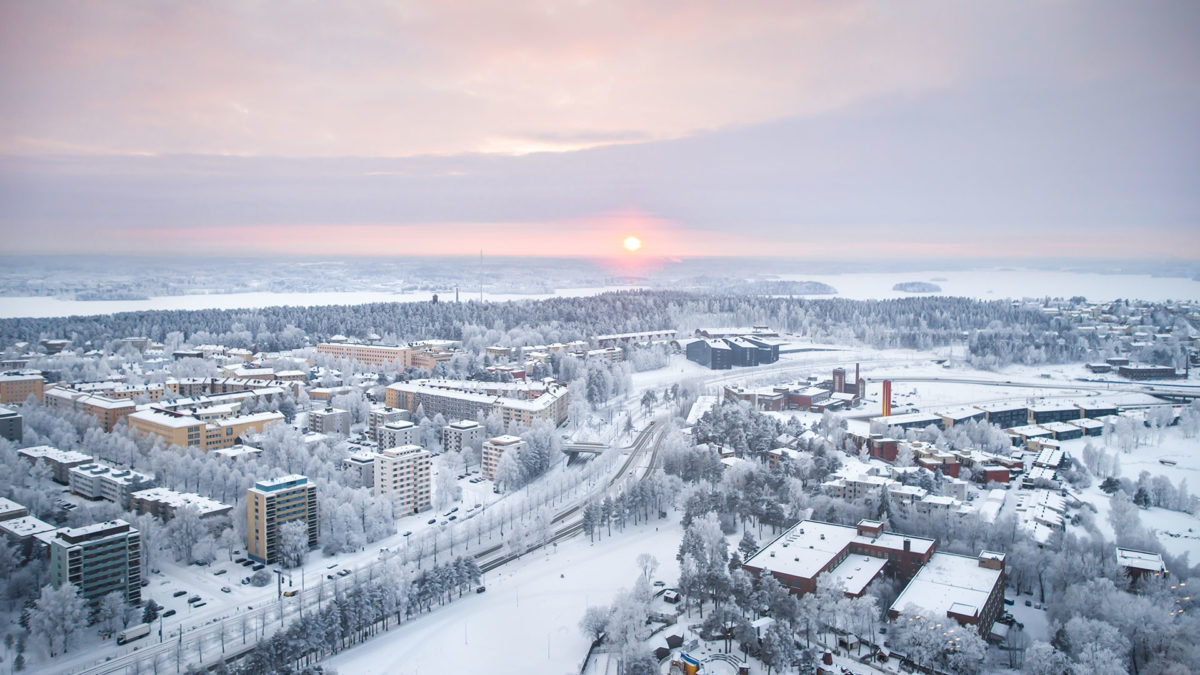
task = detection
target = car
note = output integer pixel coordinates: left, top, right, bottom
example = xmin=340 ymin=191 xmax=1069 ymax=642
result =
xmin=338 ymin=569 xmax=351 ymax=577
xmin=150 ymin=568 xmax=161 ymax=574
xmin=241 ymin=579 xmax=250 ymax=585
xmin=1025 ymin=600 xmax=1032 ymax=607
xmin=448 ymin=515 xmax=457 ymax=521
xmin=428 ymin=519 xmax=437 ymax=525
xmin=327 ymin=574 xmax=334 ymax=580
xmin=141 ymin=579 xmax=150 ymax=587
xmin=213 ymin=569 xmax=227 ymax=576
xmin=173 ymin=590 xmax=187 ymax=598
xmin=283 ymin=590 xmax=298 ymax=597
xmin=241 ymin=560 xmax=254 ymax=567
xmin=1004 ymin=598 xmax=1015 ymax=606
xmin=402 ymin=531 xmax=412 ymax=537
xmin=187 ymin=595 xmax=201 ymax=604
xmin=162 ymin=609 xmax=177 ymax=618
xmin=476 ymin=586 xmax=486 ymax=594
xmin=1035 ymin=603 xmax=1042 ymax=610
xmin=327 ymin=564 xmax=338 ymax=569
xmin=252 ymin=564 xmax=265 ymax=571
xmin=652 ymin=580 xmax=665 ymax=587
xmin=221 ymin=586 xmax=231 ymax=593
xmin=193 ymin=602 xmax=207 ymax=608
xmin=234 ymin=558 xmax=247 ymax=564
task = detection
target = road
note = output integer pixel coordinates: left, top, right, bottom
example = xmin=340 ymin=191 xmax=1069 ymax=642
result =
xmin=64 ymin=421 xmax=664 ymax=675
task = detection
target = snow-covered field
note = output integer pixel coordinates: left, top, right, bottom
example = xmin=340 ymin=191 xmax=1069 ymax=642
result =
xmin=326 ymin=518 xmax=684 ymax=675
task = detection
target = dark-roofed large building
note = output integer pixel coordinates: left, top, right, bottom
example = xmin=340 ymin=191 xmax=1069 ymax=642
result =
xmin=685 ymin=339 xmax=733 ymax=370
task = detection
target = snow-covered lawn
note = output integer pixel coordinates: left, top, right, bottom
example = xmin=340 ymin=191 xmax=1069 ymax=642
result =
xmin=327 ymin=518 xmax=684 ymax=675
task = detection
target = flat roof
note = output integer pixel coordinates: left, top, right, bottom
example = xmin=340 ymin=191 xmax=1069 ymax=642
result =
xmin=1115 ymin=547 xmax=1166 ymax=572
xmin=828 ymin=554 xmax=888 ymax=596
xmin=0 ymin=515 xmax=56 ymax=538
xmin=131 ymin=488 xmax=230 ymax=515
xmin=891 ymin=552 xmax=1003 ymax=621
xmin=252 ymin=474 xmax=309 ymax=492
xmin=18 ymin=445 xmax=92 ymax=463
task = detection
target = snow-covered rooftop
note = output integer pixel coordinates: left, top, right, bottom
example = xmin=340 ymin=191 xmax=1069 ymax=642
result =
xmin=891 ymin=552 xmax=1003 ymax=622
xmin=1115 ymin=547 xmax=1166 ymax=573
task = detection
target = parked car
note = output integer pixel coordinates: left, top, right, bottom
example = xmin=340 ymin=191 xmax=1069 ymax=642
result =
xmin=327 ymin=564 xmax=338 ymax=569
xmin=476 ymin=586 xmax=486 ymax=594
xmin=221 ymin=586 xmax=231 ymax=593
xmin=187 ymin=595 xmax=201 ymax=604
xmin=213 ymin=569 xmax=227 ymax=576
xmin=1025 ymin=600 xmax=1032 ymax=607
xmin=337 ymin=569 xmax=351 ymax=577
xmin=193 ymin=602 xmax=207 ymax=608
xmin=252 ymin=564 xmax=265 ymax=571
xmin=427 ymin=519 xmax=437 ymax=525
xmin=162 ymin=609 xmax=177 ymax=618
xmin=173 ymin=590 xmax=187 ymax=598
xmin=652 ymin=580 xmax=665 ymax=587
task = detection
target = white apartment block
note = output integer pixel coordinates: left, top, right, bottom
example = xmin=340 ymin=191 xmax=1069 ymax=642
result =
xmin=374 ymin=446 xmax=432 ymax=516
xmin=443 ymin=419 xmax=483 ymax=453
xmin=378 ymin=420 xmax=418 ymax=449
xmin=69 ymin=464 xmax=155 ymax=509
xmin=482 ymin=435 xmax=526 ymax=481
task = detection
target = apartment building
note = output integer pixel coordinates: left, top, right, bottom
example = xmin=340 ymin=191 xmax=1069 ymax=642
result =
xmin=482 ymin=435 xmax=526 ymax=481
xmin=309 ymin=407 xmax=352 ymax=436
xmin=48 ymin=520 xmax=141 ymax=605
xmin=386 ymin=379 xmax=569 ymax=428
xmin=44 ymin=387 xmax=137 ymax=432
xmin=342 ymin=451 xmax=377 ymax=488
xmin=69 ymin=464 xmax=155 ymax=509
xmin=374 ymin=445 xmax=432 ymax=516
xmin=316 ymin=343 xmax=411 ymax=368
xmin=378 ymin=420 xmax=417 ymax=449
xmin=18 ymin=445 xmax=92 ymax=484
xmin=369 ymin=407 xmax=410 ymax=445
xmin=130 ymin=488 xmax=231 ymax=521
xmin=128 ymin=408 xmax=283 ymax=451
xmin=247 ymin=475 xmax=319 ymax=565
xmin=443 ymin=419 xmax=483 ymax=453
xmin=0 ymin=405 xmax=21 ymax=442
xmin=0 ymin=373 xmax=44 ymax=404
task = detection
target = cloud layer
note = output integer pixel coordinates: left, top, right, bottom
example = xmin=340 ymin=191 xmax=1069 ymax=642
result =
xmin=0 ymin=1 xmax=1197 ymax=258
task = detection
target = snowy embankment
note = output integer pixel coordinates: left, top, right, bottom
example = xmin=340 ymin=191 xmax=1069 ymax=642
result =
xmin=326 ymin=518 xmax=684 ymax=675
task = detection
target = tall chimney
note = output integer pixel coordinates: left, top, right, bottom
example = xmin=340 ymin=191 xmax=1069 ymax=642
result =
xmin=883 ymin=380 xmax=892 ymax=417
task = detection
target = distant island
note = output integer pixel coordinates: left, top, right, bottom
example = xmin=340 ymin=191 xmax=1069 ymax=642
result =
xmin=893 ymin=281 xmax=942 ymax=293
xmin=725 ymin=280 xmax=838 ymax=295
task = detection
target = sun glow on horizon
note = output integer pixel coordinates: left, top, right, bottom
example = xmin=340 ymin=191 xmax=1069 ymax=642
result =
xmin=623 ymin=235 xmax=642 ymax=252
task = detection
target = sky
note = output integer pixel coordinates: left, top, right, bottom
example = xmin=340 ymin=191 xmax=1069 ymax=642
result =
xmin=0 ymin=1 xmax=1197 ymax=260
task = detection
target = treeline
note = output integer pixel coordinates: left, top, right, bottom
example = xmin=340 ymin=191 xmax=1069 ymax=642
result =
xmin=0 ymin=291 xmax=1138 ymax=367
xmin=238 ymin=557 xmax=481 ymax=674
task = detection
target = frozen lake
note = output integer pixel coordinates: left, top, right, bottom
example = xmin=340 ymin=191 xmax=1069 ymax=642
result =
xmin=773 ymin=268 xmax=1200 ymax=302
xmin=0 ymin=286 xmax=641 ymax=319
xmin=0 ymin=268 xmax=1196 ymax=319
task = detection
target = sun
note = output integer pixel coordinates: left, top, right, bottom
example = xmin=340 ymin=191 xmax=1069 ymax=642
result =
xmin=623 ymin=235 xmax=642 ymax=252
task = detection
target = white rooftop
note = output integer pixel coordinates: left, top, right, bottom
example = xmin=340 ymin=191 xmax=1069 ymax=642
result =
xmin=891 ymin=552 xmax=1003 ymax=622
xmin=1115 ymin=547 xmax=1166 ymax=573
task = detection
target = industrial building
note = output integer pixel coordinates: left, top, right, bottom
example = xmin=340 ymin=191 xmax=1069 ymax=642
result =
xmin=888 ymin=551 xmax=1007 ymax=637
xmin=684 ymin=339 xmax=732 ymax=370
xmin=742 ymin=519 xmax=936 ymax=598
